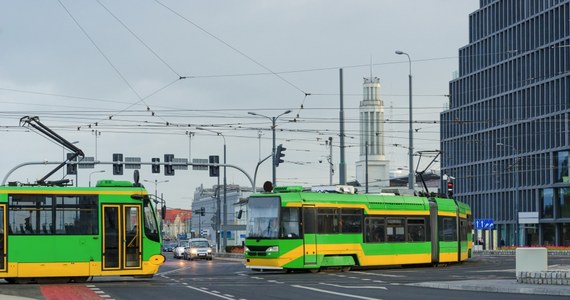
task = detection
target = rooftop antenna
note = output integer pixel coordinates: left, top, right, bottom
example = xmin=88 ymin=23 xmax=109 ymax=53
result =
xmin=369 ymin=55 xmax=373 ymax=79
xmin=20 ymin=116 xmax=85 ymax=186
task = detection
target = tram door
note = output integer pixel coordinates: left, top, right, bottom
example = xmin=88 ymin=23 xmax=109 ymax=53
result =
xmin=0 ymin=205 xmax=5 ymax=272
xmin=102 ymin=205 xmax=142 ymax=271
xmin=302 ymin=206 xmax=317 ymax=266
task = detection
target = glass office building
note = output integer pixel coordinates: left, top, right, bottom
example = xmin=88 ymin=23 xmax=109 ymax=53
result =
xmin=441 ymin=0 xmax=570 ymax=246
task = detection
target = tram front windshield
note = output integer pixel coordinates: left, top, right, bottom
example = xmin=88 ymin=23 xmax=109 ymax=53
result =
xmin=246 ymin=196 xmax=280 ymax=239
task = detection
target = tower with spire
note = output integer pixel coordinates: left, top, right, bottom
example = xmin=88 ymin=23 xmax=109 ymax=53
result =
xmin=355 ymin=76 xmax=390 ymax=191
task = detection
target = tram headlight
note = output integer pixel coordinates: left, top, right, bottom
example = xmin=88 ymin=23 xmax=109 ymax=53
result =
xmin=244 ymin=246 xmax=250 ymax=252
xmin=266 ymin=246 xmax=279 ymax=252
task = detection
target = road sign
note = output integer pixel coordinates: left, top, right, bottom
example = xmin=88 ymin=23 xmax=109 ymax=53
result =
xmin=173 ymin=158 xmax=188 ymax=170
xmin=125 ymin=157 xmax=141 ymax=169
xmin=475 ymin=218 xmax=495 ymax=229
xmin=78 ymin=157 xmax=95 ymax=169
xmin=192 ymin=159 xmax=208 ymax=170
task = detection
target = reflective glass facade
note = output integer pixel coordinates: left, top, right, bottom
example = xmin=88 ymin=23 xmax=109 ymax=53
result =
xmin=441 ymin=0 xmax=570 ymax=246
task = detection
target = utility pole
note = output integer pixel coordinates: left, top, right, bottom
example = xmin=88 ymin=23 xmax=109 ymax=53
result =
xmin=339 ymin=68 xmax=346 ymax=184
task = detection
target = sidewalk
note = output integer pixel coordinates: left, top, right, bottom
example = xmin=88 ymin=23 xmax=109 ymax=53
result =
xmin=410 ymin=279 xmax=570 ymax=296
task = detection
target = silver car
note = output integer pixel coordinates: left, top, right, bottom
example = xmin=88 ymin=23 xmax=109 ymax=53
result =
xmin=173 ymin=240 xmax=189 ymax=259
xmin=183 ymin=238 xmax=213 ymax=260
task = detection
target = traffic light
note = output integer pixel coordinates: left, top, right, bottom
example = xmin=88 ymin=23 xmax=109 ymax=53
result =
xmin=164 ymin=154 xmax=174 ymax=176
xmin=113 ymin=153 xmax=123 ymax=175
xmin=66 ymin=153 xmax=77 ymax=175
xmin=447 ymin=180 xmax=454 ymax=197
xmin=209 ymin=155 xmax=219 ymax=177
xmin=274 ymin=144 xmax=286 ymax=167
xmin=152 ymin=158 xmax=160 ymax=174
xmin=200 ymin=207 xmax=205 ymax=216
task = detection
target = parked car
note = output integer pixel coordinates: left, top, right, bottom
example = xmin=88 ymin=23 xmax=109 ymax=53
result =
xmin=173 ymin=240 xmax=189 ymax=259
xmin=183 ymin=238 xmax=213 ymax=261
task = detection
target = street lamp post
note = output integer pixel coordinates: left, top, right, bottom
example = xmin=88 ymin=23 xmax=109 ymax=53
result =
xmin=143 ymin=179 xmax=170 ymax=202
xmin=497 ymin=142 xmax=520 ymax=246
xmin=89 ymin=170 xmax=105 ymax=187
xmin=395 ymin=50 xmax=415 ymax=192
xmin=197 ymin=127 xmax=227 ymax=252
xmin=248 ymin=110 xmax=291 ymax=186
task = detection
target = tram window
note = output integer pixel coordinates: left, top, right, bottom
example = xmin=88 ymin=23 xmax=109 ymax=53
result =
xmin=280 ymin=208 xmax=300 ymax=238
xmin=318 ymin=208 xmax=339 ymax=233
xmin=439 ymin=217 xmax=457 ymax=241
xmin=386 ymin=218 xmax=405 ymax=242
xmin=406 ymin=218 xmax=425 ymax=242
xmin=365 ymin=217 xmax=385 ymax=243
xmin=459 ymin=219 xmax=467 ymax=241
xmin=9 ymin=195 xmax=52 ymax=235
xmin=340 ymin=208 xmax=362 ymax=233
xmin=9 ymin=194 xmax=98 ymax=235
xmin=303 ymin=208 xmax=317 ymax=234
xmin=143 ymin=198 xmax=160 ymax=242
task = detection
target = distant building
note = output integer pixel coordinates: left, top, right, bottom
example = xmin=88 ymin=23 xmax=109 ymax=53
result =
xmin=355 ymin=77 xmax=390 ymax=192
xmin=162 ymin=208 xmax=192 ymax=240
xmin=192 ymin=184 xmax=248 ymax=250
xmin=441 ymin=0 xmax=570 ymax=246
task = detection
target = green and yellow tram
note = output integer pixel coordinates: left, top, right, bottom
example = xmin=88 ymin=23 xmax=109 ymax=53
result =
xmin=245 ymin=186 xmax=472 ymax=272
xmin=0 ymin=180 xmax=165 ymax=283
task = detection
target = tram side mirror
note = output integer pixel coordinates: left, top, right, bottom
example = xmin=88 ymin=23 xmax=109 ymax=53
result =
xmin=133 ymin=170 xmax=141 ymax=187
xmin=161 ymin=204 xmax=166 ymax=220
xmin=237 ymin=209 xmax=243 ymax=219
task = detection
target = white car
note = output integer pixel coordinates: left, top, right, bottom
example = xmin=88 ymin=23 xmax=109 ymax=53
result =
xmin=183 ymin=238 xmax=213 ymax=261
xmin=173 ymin=240 xmax=189 ymax=259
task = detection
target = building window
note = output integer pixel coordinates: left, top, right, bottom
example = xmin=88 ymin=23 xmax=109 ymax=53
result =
xmin=555 ymin=151 xmax=569 ymax=183
xmin=543 ymin=223 xmax=556 ymax=246
xmin=540 ymin=188 xmax=554 ymax=218
xmin=559 ymin=188 xmax=570 ymax=218
xmin=562 ymin=224 xmax=570 ymax=246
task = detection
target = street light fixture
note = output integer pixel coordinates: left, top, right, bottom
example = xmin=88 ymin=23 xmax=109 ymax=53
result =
xmin=248 ymin=110 xmax=291 ymax=186
xmin=143 ymin=179 xmax=170 ymax=202
xmin=497 ymin=142 xmax=520 ymax=246
xmin=89 ymin=170 xmax=105 ymax=187
xmin=395 ymin=50 xmax=415 ymax=192
xmin=196 ymin=127 xmax=227 ymax=252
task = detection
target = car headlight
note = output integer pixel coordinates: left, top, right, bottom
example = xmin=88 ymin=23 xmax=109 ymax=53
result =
xmin=207 ymin=249 xmax=212 ymax=253
xmin=266 ymin=246 xmax=279 ymax=252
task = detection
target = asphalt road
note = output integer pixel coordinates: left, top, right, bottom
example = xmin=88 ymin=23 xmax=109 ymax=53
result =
xmin=2 ymin=255 xmax=570 ymax=299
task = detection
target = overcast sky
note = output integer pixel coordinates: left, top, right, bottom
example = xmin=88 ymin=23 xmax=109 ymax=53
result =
xmin=0 ymin=0 xmax=479 ymax=209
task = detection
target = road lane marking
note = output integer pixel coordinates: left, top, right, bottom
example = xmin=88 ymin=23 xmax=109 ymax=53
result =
xmin=320 ymin=283 xmax=387 ymax=290
xmin=351 ymin=271 xmax=405 ymax=278
xmin=292 ymin=285 xmax=383 ymax=300
xmin=157 ymin=266 xmax=193 ymax=276
xmin=185 ymin=285 xmax=238 ymax=300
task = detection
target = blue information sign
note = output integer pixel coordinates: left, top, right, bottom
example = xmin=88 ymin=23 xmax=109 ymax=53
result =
xmin=475 ymin=219 xmax=495 ymax=229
